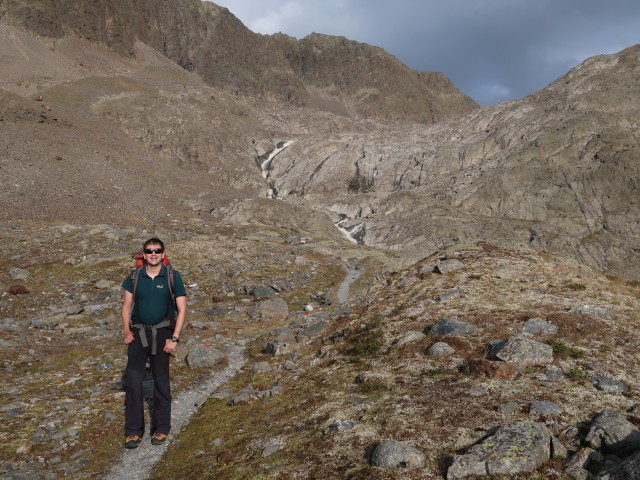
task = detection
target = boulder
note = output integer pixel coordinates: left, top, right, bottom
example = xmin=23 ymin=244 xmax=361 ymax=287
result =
xmin=249 ymin=298 xmax=289 ymax=320
xmin=570 ymin=305 xmax=616 ymax=320
xmin=435 ymin=258 xmax=465 ymax=274
xmin=95 ymin=279 xmax=116 ymax=289
xmin=490 ymin=335 xmax=553 ymax=365
xmin=228 ymin=385 xmax=257 ymax=406
xmin=522 ymin=317 xmax=558 ymax=335
xmin=528 ymin=401 xmax=563 ymax=417
xmin=447 ymin=422 xmax=551 ymax=479
xmin=425 ymin=342 xmax=455 ymax=358
xmin=393 ymin=331 xmax=426 ymax=346
xmin=595 ymin=449 xmax=640 ymax=479
xmin=247 ymin=286 xmax=278 ymax=299
xmin=186 ymin=344 xmax=225 ymax=368
xmin=328 ymin=420 xmax=358 ymax=433
xmin=9 ymin=267 xmax=30 ymax=279
xmin=435 ymin=287 xmax=464 ymax=302
xmin=585 ymin=409 xmax=640 ymax=456
xmin=430 ymin=317 xmax=479 ymax=336
xmin=370 ymin=440 xmax=425 ymax=470
xmin=591 ymin=376 xmax=629 ymax=395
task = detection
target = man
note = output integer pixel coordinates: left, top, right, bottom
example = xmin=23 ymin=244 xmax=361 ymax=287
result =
xmin=120 ymin=238 xmax=186 ymax=449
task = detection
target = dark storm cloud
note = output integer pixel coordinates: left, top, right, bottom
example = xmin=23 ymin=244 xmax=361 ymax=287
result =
xmin=213 ymin=0 xmax=640 ymax=106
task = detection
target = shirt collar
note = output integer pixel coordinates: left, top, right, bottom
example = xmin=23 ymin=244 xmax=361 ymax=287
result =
xmin=141 ymin=264 xmax=167 ymax=277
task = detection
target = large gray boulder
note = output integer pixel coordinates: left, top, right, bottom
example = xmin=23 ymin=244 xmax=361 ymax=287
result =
xmin=490 ymin=335 xmax=554 ymax=365
xmin=186 ymin=344 xmax=225 ymax=368
xmin=369 ymin=440 xmax=425 ymax=470
xmin=447 ymin=422 xmax=551 ymax=479
xmin=249 ymin=298 xmax=289 ymax=320
xmin=585 ymin=409 xmax=640 ymax=456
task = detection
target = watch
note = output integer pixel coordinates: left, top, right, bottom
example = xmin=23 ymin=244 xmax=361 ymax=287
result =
xmin=171 ymin=336 xmax=180 ymax=343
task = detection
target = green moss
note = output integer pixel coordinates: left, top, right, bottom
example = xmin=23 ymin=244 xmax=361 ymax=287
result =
xmin=349 ymin=330 xmax=384 ymax=356
xmin=546 ymin=339 xmax=585 ymax=359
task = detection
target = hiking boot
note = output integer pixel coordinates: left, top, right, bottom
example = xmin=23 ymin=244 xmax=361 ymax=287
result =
xmin=151 ymin=433 xmax=167 ymax=445
xmin=125 ymin=435 xmax=142 ymax=449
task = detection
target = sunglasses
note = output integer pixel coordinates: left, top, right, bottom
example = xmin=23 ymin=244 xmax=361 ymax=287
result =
xmin=144 ymin=248 xmax=164 ymax=254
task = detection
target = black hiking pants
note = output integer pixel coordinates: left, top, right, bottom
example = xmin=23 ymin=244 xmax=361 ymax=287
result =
xmin=125 ymin=326 xmax=172 ymax=437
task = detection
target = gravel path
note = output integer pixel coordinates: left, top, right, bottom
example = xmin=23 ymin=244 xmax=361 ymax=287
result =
xmin=104 ymin=344 xmax=247 ymax=480
xmin=337 ymin=262 xmax=364 ymax=304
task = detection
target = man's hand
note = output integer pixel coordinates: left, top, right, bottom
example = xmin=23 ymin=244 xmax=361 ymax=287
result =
xmin=123 ymin=329 xmax=134 ymax=345
xmin=164 ymin=338 xmax=178 ymax=354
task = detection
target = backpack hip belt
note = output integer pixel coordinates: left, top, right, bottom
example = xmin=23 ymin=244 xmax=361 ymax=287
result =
xmin=131 ymin=319 xmax=171 ymax=355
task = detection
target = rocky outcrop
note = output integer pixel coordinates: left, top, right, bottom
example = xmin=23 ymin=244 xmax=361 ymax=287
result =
xmin=260 ymin=44 xmax=640 ymax=277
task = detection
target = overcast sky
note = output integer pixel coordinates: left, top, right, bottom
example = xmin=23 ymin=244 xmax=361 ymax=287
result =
xmin=210 ymin=0 xmax=640 ymax=106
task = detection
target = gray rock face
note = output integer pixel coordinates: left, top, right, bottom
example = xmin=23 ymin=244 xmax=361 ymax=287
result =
xmin=490 ymin=335 xmax=554 ymax=365
xmin=430 ymin=318 xmax=479 ymax=336
xmin=249 ymin=298 xmax=289 ymax=320
xmin=447 ymin=422 xmax=551 ymax=479
xmin=585 ymin=409 xmax=640 ymax=456
xmin=522 ymin=317 xmax=558 ymax=335
xmin=369 ymin=440 xmax=425 ymax=470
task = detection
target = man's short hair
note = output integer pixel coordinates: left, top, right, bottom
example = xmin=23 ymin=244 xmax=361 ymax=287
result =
xmin=143 ymin=237 xmax=165 ymax=251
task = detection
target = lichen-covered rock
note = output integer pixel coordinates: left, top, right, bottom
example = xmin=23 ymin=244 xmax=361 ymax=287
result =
xmin=447 ymin=422 xmax=551 ymax=479
xmin=370 ymin=440 xmax=425 ymax=470
xmin=490 ymin=335 xmax=553 ymax=365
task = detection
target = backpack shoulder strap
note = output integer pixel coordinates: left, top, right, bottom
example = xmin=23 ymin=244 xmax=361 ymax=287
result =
xmin=166 ymin=264 xmax=176 ymax=306
xmin=131 ymin=267 xmax=143 ymax=300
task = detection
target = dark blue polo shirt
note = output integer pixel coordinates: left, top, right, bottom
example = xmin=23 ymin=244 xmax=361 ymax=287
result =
xmin=122 ymin=265 xmax=186 ymax=325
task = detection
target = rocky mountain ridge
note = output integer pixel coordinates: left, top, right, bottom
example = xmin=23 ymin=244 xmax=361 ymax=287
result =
xmin=0 ymin=0 xmax=478 ymax=123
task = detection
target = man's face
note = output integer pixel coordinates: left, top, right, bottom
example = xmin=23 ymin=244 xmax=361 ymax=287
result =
xmin=143 ymin=244 xmax=165 ymax=266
